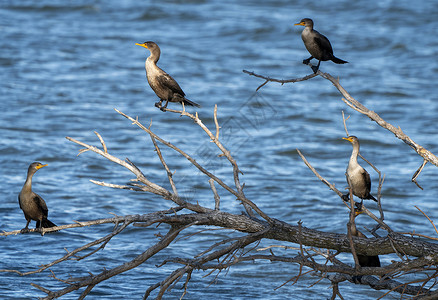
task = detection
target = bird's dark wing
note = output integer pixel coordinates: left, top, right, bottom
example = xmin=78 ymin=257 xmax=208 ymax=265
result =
xmin=34 ymin=194 xmax=49 ymax=217
xmin=313 ymin=30 xmax=333 ymax=54
xmin=158 ymin=73 xmax=185 ymax=97
xmin=363 ymin=170 xmax=372 ymax=191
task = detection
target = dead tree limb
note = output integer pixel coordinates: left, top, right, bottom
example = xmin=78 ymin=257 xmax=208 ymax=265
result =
xmin=2 ymin=107 xmax=438 ymax=299
xmin=243 ymin=69 xmax=438 ymax=186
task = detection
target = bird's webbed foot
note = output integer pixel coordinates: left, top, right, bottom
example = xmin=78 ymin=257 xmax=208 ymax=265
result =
xmin=34 ymin=223 xmax=44 ymax=235
xmin=155 ymin=100 xmax=163 ymax=109
xmin=21 ymin=220 xmax=30 ymax=233
xmin=20 ymin=227 xmax=30 ymax=234
xmin=159 ymin=101 xmax=169 ymax=112
xmin=303 ymin=56 xmax=313 ymax=65
xmin=311 ymin=65 xmax=319 ymax=74
xmin=354 ymin=201 xmax=364 ymax=214
xmin=352 ymin=275 xmax=363 ymax=284
xmin=341 ymin=194 xmax=349 ymax=202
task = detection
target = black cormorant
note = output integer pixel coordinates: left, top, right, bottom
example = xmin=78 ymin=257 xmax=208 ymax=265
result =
xmin=350 ymin=218 xmax=381 ymax=268
xmin=294 ymin=18 xmax=348 ymax=73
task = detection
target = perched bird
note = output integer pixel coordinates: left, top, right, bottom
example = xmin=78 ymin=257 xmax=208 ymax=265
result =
xmin=294 ymin=18 xmax=348 ymax=73
xmin=18 ymin=162 xmax=57 ymax=232
xmin=343 ymin=136 xmax=377 ymax=202
xmin=350 ymin=218 xmax=381 ymax=268
xmin=350 ymin=211 xmax=381 ymax=283
xmin=135 ymin=41 xmax=200 ymax=110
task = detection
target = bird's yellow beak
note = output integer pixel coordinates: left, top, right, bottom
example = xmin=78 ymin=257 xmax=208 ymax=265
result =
xmin=135 ymin=43 xmax=148 ymax=49
xmin=342 ymin=137 xmax=353 ymax=142
xmin=294 ymin=21 xmax=305 ymax=26
xmin=36 ymin=164 xmax=48 ymax=170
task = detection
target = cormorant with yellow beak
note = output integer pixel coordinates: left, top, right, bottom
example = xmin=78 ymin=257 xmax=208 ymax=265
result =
xmin=294 ymin=18 xmax=348 ymax=73
xmin=135 ymin=41 xmax=200 ymax=110
xmin=18 ymin=162 xmax=57 ymax=232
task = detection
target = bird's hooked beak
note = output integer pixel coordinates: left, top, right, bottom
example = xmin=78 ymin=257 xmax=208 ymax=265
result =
xmin=342 ymin=137 xmax=353 ymax=143
xmin=36 ymin=164 xmax=48 ymax=170
xmin=294 ymin=21 xmax=305 ymax=26
xmin=135 ymin=43 xmax=148 ymax=49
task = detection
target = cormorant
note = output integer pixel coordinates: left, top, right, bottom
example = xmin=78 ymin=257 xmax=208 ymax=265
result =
xmin=343 ymin=136 xmax=377 ymax=202
xmin=294 ymin=18 xmax=348 ymax=73
xmin=350 ymin=211 xmax=381 ymax=283
xmin=135 ymin=41 xmax=200 ymax=110
xmin=18 ymin=162 xmax=57 ymax=232
xmin=350 ymin=219 xmax=381 ymax=268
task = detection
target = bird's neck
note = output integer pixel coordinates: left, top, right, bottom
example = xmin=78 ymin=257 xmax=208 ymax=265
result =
xmin=350 ymin=221 xmax=358 ymax=236
xmin=349 ymin=146 xmax=360 ymax=166
xmin=145 ymin=58 xmax=161 ymax=76
xmin=147 ymin=52 xmax=160 ymax=65
xmin=22 ymin=173 xmax=33 ymax=194
xmin=301 ymin=27 xmax=313 ymax=40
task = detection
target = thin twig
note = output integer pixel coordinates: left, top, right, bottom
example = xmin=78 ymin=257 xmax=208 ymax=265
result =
xmin=296 ymin=149 xmax=343 ymax=197
xmin=213 ymin=104 xmax=220 ymax=140
xmin=342 ymin=111 xmax=350 ymax=136
xmin=415 ymin=206 xmax=438 ymax=236
xmin=412 ymin=160 xmax=427 ymax=190
xmin=150 ymin=134 xmax=179 ymax=197
xmin=209 ymin=179 xmax=220 ymax=210
xmin=65 ymin=136 xmax=170 ymax=196
xmin=94 ymin=131 xmax=107 ymax=154
xmin=242 ymin=69 xmax=318 ymax=91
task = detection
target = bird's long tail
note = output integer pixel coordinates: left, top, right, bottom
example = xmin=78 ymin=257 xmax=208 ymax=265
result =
xmin=183 ymin=98 xmax=201 ymax=108
xmin=368 ymin=194 xmax=377 ymax=202
xmin=331 ymin=56 xmax=348 ymax=64
xmin=38 ymin=219 xmax=57 ymax=228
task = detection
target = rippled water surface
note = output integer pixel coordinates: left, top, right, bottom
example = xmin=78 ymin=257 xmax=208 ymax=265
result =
xmin=1 ymin=0 xmax=437 ymax=299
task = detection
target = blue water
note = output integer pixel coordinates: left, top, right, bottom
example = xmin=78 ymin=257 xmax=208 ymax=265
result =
xmin=1 ymin=0 xmax=437 ymax=299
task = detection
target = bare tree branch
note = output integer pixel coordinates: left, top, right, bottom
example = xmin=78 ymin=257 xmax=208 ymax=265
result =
xmin=114 ymin=108 xmax=269 ymax=222
xmin=243 ymin=69 xmax=438 ymax=181
xmin=242 ymin=69 xmax=318 ymax=91
xmin=4 ymin=101 xmax=438 ymax=299
xmin=37 ymin=225 xmax=187 ymax=299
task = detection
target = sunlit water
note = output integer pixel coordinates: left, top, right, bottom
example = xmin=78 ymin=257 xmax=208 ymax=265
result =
xmin=1 ymin=0 xmax=437 ymax=299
